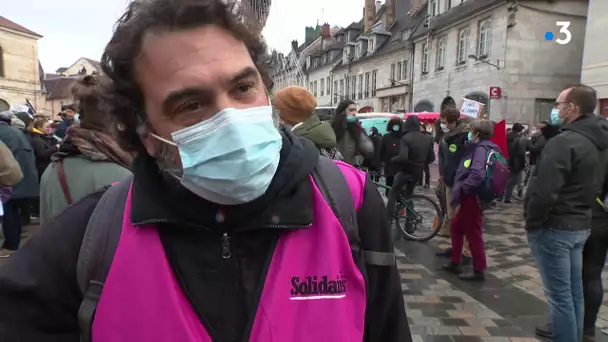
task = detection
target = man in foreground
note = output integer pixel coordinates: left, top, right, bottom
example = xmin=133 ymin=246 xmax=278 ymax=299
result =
xmin=525 ymin=84 xmax=608 ymax=342
xmin=0 ymin=0 xmax=410 ymax=341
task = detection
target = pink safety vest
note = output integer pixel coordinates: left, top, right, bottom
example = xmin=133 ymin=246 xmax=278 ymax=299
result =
xmin=92 ymin=163 xmax=367 ymax=341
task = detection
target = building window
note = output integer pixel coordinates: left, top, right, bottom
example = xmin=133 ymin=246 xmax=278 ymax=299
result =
xmin=372 ymin=70 xmax=377 ymax=97
xmin=364 ymin=72 xmax=370 ymax=98
xmin=327 ymin=77 xmax=331 ymax=96
xmin=355 ymin=44 xmax=362 ymax=58
xmin=390 ymin=63 xmax=396 ymax=80
xmin=358 ymin=74 xmax=363 ymax=99
xmin=429 ymin=0 xmax=437 ymax=17
xmin=313 ymin=81 xmax=318 ymax=97
xmin=339 ymin=79 xmax=344 ymax=97
xmin=421 ymin=43 xmax=429 ymax=74
xmin=478 ymin=19 xmax=492 ymax=58
xmin=313 ymin=58 xmax=319 ymax=68
xmin=396 ymin=62 xmax=402 ymax=80
xmin=309 ymin=82 xmax=313 ymax=91
xmin=457 ymin=28 xmax=469 ymax=65
xmin=436 ymin=37 xmax=446 ymax=70
xmin=351 ymin=76 xmax=357 ymax=99
xmin=343 ymin=49 xmax=349 ymax=64
xmin=446 ymin=0 xmax=452 ymax=10
xmin=320 ymin=78 xmax=325 ymax=96
xmin=402 ymin=60 xmax=408 ymax=80
xmin=345 ymin=77 xmax=350 ymax=98
xmin=334 ymin=80 xmax=338 ymax=102
xmin=369 ymin=39 xmax=375 ymax=52
xmin=0 ymin=46 xmax=4 ymax=77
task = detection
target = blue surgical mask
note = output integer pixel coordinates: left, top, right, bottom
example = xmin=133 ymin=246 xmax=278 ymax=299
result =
xmin=467 ymin=132 xmax=473 ymax=141
xmin=151 ymin=105 xmax=282 ymax=205
xmin=392 ymin=124 xmax=400 ymax=132
xmin=550 ymin=108 xmax=563 ymax=125
xmin=346 ymin=115 xmax=357 ymax=123
xmin=74 ymin=114 xmax=80 ymax=122
xmin=440 ymin=123 xmax=450 ymax=133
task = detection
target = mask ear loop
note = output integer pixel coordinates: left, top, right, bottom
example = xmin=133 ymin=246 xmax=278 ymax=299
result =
xmin=136 ymin=117 xmax=178 ymax=146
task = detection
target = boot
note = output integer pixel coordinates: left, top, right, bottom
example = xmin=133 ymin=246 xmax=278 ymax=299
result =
xmin=442 ymin=262 xmax=462 ymax=275
xmin=459 ymin=270 xmax=485 ymax=281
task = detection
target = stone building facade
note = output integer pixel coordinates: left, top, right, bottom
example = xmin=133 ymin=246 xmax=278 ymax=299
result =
xmin=581 ymin=0 xmax=608 ymax=115
xmin=411 ymin=0 xmax=588 ymax=124
xmin=0 ymin=16 xmax=43 ymax=112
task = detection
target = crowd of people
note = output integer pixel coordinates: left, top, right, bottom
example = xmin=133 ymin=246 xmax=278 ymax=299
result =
xmin=0 ymin=0 xmax=606 ymax=341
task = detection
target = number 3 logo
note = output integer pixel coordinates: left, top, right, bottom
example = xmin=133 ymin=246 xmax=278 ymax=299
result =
xmin=556 ymin=21 xmax=572 ymax=45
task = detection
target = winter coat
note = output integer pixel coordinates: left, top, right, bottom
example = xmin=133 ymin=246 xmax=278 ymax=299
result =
xmin=27 ymin=129 xmax=58 ymax=179
xmin=451 ymin=140 xmax=499 ymax=209
xmin=0 ymin=122 xmax=39 ymax=199
xmin=379 ymin=131 xmax=403 ymax=176
xmin=39 ymin=155 xmax=132 ymax=225
xmin=392 ymin=116 xmax=433 ymax=181
xmin=292 ymin=115 xmax=336 ymax=150
xmin=438 ymin=117 xmax=474 ymax=187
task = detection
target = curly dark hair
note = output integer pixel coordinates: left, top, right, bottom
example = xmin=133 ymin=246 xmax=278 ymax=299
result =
xmin=101 ymin=0 xmax=272 ymax=152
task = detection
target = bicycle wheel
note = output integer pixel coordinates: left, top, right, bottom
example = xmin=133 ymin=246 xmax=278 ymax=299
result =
xmin=394 ymin=193 xmax=442 ymax=242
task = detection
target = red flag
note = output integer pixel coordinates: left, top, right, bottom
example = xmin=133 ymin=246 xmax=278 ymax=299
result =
xmin=491 ymin=120 xmax=508 ymax=159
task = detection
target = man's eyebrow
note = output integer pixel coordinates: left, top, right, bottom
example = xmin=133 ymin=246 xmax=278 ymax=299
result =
xmin=228 ymin=66 xmax=260 ymax=84
xmin=161 ymin=87 xmax=208 ymax=115
xmin=160 ymin=67 xmax=260 ymax=115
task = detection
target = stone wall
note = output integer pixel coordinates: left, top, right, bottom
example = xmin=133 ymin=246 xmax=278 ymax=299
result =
xmin=0 ymin=28 xmax=42 ymax=111
xmin=412 ymin=1 xmax=587 ymax=124
xmin=581 ymin=0 xmax=608 ymax=103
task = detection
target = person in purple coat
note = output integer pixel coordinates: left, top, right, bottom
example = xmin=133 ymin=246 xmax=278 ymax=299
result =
xmin=443 ymin=120 xmax=498 ymax=281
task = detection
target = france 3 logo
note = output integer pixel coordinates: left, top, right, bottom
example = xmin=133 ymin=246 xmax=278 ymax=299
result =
xmin=544 ymin=21 xmax=571 ymax=45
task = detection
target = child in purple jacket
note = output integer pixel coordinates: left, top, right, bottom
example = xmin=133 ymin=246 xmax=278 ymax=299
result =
xmin=443 ymin=120 xmax=499 ymax=281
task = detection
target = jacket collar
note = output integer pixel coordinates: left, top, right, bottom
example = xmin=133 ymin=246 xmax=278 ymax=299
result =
xmin=129 ymin=140 xmax=315 ymax=233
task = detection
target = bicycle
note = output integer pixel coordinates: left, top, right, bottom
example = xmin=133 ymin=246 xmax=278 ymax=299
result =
xmin=370 ymin=171 xmax=442 ymax=242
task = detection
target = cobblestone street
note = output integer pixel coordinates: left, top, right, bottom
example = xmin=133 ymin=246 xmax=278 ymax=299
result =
xmin=395 ymin=196 xmax=608 ymax=341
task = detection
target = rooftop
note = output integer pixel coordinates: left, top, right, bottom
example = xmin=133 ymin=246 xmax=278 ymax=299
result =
xmin=0 ymin=16 xmax=42 ymax=38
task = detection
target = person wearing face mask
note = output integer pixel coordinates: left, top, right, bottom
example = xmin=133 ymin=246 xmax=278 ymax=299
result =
xmin=365 ymin=127 xmax=383 ymax=182
xmin=331 ymin=99 xmax=374 ymax=165
xmin=524 ymin=84 xmax=608 ymax=342
xmin=503 ymin=122 xmax=527 ymax=203
xmin=54 ymin=104 xmax=78 ymax=139
xmin=442 ymin=120 xmax=500 ymax=281
xmin=386 ymin=115 xmax=434 ymax=237
xmin=435 ymin=108 xmax=473 ymax=262
xmin=0 ymin=1 xmax=411 ymax=341
xmin=379 ymin=118 xmax=404 ymax=195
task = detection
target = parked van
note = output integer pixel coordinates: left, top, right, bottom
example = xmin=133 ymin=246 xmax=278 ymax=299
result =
xmin=314 ymin=107 xmax=336 ymax=121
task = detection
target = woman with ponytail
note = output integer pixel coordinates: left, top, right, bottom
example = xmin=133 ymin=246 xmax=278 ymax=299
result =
xmin=39 ymin=75 xmax=133 ymax=225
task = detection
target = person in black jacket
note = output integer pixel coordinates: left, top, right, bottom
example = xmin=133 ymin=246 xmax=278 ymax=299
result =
xmin=365 ymin=126 xmax=383 ymax=182
xmin=379 ymin=118 xmax=403 ymax=195
xmin=386 ymin=116 xmax=433 ymax=235
xmin=525 ymin=84 xmax=608 ymax=342
xmin=27 ymin=117 xmax=59 ymax=179
xmin=503 ymin=122 xmax=527 ymax=203
xmin=0 ymin=1 xmax=411 ymax=341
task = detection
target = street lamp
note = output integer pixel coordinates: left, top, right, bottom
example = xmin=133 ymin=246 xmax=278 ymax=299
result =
xmin=468 ymin=54 xmax=501 ymax=70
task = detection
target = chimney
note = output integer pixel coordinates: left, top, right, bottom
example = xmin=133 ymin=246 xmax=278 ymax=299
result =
xmin=321 ymin=23 xmax=330 ymax=37
xmin=364 ymin=0 xmax=376 ymax=32
xmin=291 ymin=40 xmax=298 ymax=51
xmin=386 ymin=0 xmax=395 ymax=27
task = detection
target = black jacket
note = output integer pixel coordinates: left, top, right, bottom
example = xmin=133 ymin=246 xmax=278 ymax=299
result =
xmin=507 ymin=131 xmax=527 ymax=173
xmin=0 ymin=129 xmax=410 ymax=342
xmin=527 ymin=135 xmax=546 ymax=166
xmin=525 ymin=114 xmax=608 ymax=231
xmin=392 ymin=116 xmax=432 ymax=181
xmin=379 ymin=131 xmax=403 ymax=177
xmin=438 ymin=117 xmax=473 ymax=187
xmin=26 ymin=131 xmax=57 ymax=179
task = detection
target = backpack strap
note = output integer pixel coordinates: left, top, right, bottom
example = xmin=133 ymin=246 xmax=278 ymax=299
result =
xmin=312 ymin=156 xmax=395 ymax=266
xmin=76 ymin=177 xmax=131 ymax=342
